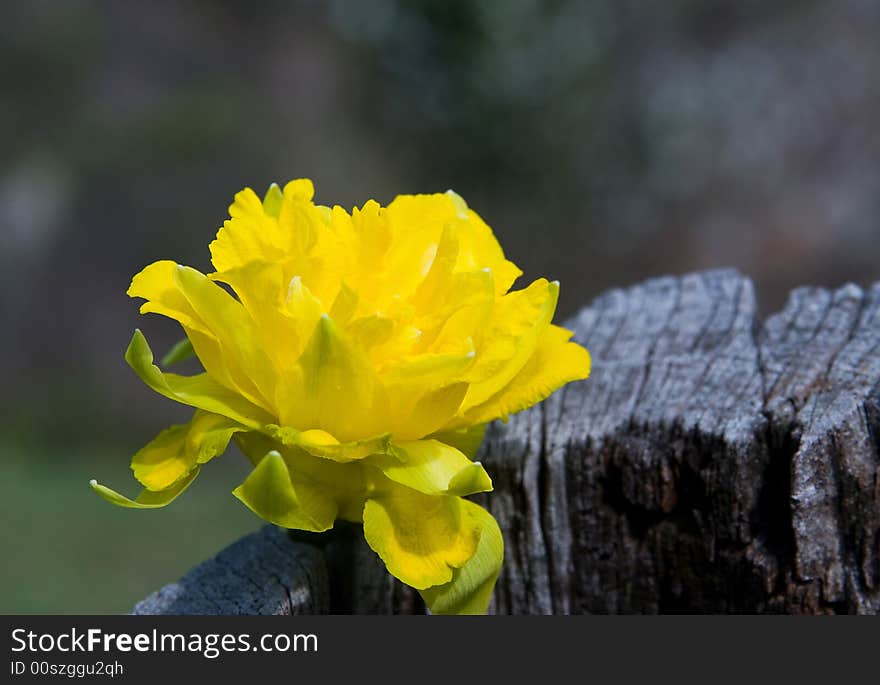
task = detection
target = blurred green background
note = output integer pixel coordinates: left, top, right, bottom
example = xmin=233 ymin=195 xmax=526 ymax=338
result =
xmin=2 ymin=0 xmax=879 ymax=613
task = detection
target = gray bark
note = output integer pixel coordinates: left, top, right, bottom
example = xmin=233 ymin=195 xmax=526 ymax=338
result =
xmin=134 ymin=269 xmax=880 ymax=614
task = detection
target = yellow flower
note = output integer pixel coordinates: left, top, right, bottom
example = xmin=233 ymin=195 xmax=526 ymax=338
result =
xmin=91 ymin=179 xmax=590 ymax=614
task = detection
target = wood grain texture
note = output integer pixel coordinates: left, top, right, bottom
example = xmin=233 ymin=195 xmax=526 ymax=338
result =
xmin=132 ymin=525 xmax=328 ymax=615
xmin=134 ymin=270 xmax=880 ymax=614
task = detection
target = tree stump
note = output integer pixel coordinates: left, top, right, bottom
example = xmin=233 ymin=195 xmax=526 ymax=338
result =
xmin=134 ymin=269 xmax=880 ymax=614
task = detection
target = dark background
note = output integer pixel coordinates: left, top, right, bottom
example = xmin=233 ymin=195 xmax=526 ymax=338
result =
xmin=2 ymin=0 xmax=878 ymax=612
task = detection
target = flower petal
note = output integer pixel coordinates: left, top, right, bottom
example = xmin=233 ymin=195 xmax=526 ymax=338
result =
xmin=362 ymin=486 xmax=482 ymax=590
xmin=172 ymin=265 xmax=276 ymax=408
xmin=128 ymin=260 xmax=212 ymax=335
xmin=125 ymin=329 xmax=272 ymax=429
xmin=128 ymin=260 xmax=268 ymax=407
xmin=209 ymin=187 xmax=285 ymax=272
xmin=368 ymin=439 xmax=492 ymax=496
xmin=89 ymin=468 xmax=200 ymax=510
xmin=265 ymin=424 xmax=391 ymax=464
xmin=418 ymin=269 xmax=495 ymax=354
xmin=386 ymin=191 xmax=521 ymax=297
xmin=235 ymin=432 xmax=368 ymax=523
xmin=411 ymin=223 xmax=459 ymax=310
xmin=130 ymin=424 xmax=189 ymax=492
xmin=459 ymin=324 xmax=591 ymax=425
xmin=450 ymin=192 xmax=522 ymax=296
xmin=210 ymin=261 xmax=318 ymax=373
xmin=460 ymin=278 xmax=559 ymax=410
xmin=329 ymin=282 xmax=359 ymax=324
xmin=131 ymin=411 xmax=247 ymax=491
xmin=232 ymin=451 xmax=337 ymax=532
xmin=277 ymin=314 xmax=389 ymax=442
xmin=391 ymin=381 xmax=469 ymax=441
xmin=420 ymin=500 xmax=504 ymax=615
xmin=429 ymin=423 xmax=488 ymax=459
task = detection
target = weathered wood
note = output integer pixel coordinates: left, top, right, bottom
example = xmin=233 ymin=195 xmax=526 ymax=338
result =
xmin=132 ymin=526 xmax=328 ymax=614
xmin=134 ymin=269 xmax=880 ymax=614
xmin=477 ymin=269 xmax=880 ymax=614
xmin=318 ymin=523 xmax=424 ymax=614
xmin=761 ymin=283 xmax=880 ymax=612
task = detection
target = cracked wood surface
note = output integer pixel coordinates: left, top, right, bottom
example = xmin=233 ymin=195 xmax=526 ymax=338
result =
xmin=132 ymin=526 xmax=328 ymax=614
xmin=135 ymin=269 xmax=880 ymax=614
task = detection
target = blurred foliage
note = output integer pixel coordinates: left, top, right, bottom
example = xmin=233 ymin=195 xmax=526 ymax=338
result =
xmin=1 ymin=436 xmax=258 ymax=613
xmin=1 ymin=0 xmax=879 ymax=612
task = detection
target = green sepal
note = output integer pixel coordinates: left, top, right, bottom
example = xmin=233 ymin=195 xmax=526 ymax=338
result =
xmin=161 ymin=337 xmax=195 ymax=366
xmin=265 ymin=425 xmax=392 ymax=463
xmin=262 ymin=182 xmax=283 ymax=217
xmin=125 ymin=329 xmax=271 ymax=430
xmin=232 ymin=451 xmax=337 ymax=532
xmin=420 ymin=500 xmax=504 ymax=615
xmin=430 ymin=423 xmax=488 ymax=460
xmin=89 ymin=467 xmax=200 ymax=509
xmin=367 ymin=439 xmax=492 ymax=496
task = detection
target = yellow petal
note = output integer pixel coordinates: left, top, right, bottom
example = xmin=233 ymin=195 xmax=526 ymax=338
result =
xmin=277 ymin=181 xmax=347 ymax=306
xmin=209 ymin=187 xmax=285 ymax=272
xmin=381 ymin=343 xmax=476 ymax=384
xmin=282 ymin=178 xmax=315 ymax=202
xmin=368 ymin=439 xmax=492 ymax=496
xmin=368 ymin=196 xmax=447 ymax=305
xmin=460 ymin=278 xmax=559 ymax=410
xmin=430 ymin=423 xmax=488 ymax=459
xmin=89 ymin=468 xmax=200 ymax=510
xmin=351 ymin=200 xmax=392 ymax=264
xmin=210 ymin=262 xmax=321 ymax=373
xmin=411 ymin=223 xmax=459 ymax=310
xmin=285 ymin=275 xmax=326 ymax=327
xmin=130 ymin=424 xmax=190 ymax=491
xmin=452 ymin=194 xmax=522 ymax=295
xmin=125 ymin=329 xmax=272 ymax=429
xmin=130 ymin=262 xmax=236 ymax=391
xmin=172 ymin=265 xmax=276 ymax=408
xmin=382 ymin=350 xmax=475 ymax=440
xmin=417 ymin=268 xmax=495 ymax=355
xmin=128 ymin=260 xmax=211 ymax=335
xmin=387 ymin=191 xmax=521 ymax=297
xmin=186 ymin=411 xmax=249 ymax=464
xmin=420 ymin=500 xmax=504 ymax=615
xmin=231 ymin=186 xmax=266 ymax=218
xmin=346 ymin=314 xmax=396 ymax=354
xmin=328 ymin=281 xmax=359 ymax=324
xmin=265 ymin=424 xmax=392 ymax=463
xmin=277 ymin=314 xmax=389 ymax=441
xmin=128 ymin=260 xmax=269 ymax=408
xmin=391 ymin=382 xmax=468 ymax=441
xmin=277 ymin=179 xmax=319 ymax=255
xmin=131 ymin=411 xmax=246 ymax=491
xmin=362 ymin=485 xmax=482 ymax=590
xmin=459 ymin=324 xmax=591 ymax=425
